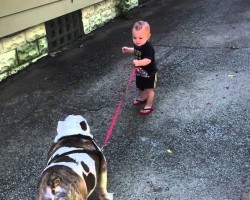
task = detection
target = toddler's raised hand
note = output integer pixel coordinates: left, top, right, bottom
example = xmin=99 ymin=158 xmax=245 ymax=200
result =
xmin=122 ymin=46 xmax=128 ymax=54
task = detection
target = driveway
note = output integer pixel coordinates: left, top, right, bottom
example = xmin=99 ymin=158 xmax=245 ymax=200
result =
xmin=0 ymin=0 xmax=249 ymax=199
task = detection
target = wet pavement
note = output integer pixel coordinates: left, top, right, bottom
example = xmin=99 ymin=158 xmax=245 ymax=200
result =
xmin=0 ymin=0 xmax=250 ymax=199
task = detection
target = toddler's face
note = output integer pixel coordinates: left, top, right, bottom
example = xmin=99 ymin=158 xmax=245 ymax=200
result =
xmin=132 ymin=28 xmax=151 ymax=46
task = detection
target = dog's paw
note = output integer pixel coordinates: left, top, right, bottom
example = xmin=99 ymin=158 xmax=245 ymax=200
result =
xmin=99 ymin=192 xmax=113 ymax=200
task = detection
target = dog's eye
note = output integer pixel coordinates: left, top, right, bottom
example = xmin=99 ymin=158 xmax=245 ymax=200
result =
xmin=80 ymin=121 xmax=87 ymax=131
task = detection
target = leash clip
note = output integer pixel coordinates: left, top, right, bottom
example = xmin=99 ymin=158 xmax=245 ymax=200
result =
xmin=100 ymin=145 xmax=106 ymax=152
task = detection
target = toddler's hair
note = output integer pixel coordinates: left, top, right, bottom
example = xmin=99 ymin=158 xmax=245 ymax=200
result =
xmin=133 ymin=21 xmax=150 ymax=32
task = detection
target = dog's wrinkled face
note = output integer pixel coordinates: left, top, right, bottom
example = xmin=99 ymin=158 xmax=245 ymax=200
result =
xmin=54 ymin=115 xmax=93 ymax=142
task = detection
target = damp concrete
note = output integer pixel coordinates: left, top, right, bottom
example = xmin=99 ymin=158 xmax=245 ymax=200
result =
xmin=0 ymin=0 xmax=249 ymax=199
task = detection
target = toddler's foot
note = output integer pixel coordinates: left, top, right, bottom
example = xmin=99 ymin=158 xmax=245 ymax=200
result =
xmin=133 ymin=98 xmax=147 ymax=106
xmin=140 ymin=106 xmax=154 ymax=115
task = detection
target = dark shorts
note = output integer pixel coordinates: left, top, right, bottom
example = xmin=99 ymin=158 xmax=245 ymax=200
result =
xmin=136 ymin=73 xmax=157 ymax=91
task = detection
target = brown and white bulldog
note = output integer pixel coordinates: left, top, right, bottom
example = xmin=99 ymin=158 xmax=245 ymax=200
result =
xmin=37 ymin=115 xmax=112 ymax=200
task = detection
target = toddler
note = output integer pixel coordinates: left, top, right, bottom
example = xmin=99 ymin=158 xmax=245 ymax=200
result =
xmin=122 ymin=21 xmax=158 ymax=115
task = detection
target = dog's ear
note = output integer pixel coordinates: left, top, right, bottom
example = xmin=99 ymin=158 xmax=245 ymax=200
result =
xmin=53 ymin=177 xmax=61 ymax=187
xmin=80 ymin=121 xmax=87 ymax=131
xmin=51 ymin=177 xmax=61 ymax=195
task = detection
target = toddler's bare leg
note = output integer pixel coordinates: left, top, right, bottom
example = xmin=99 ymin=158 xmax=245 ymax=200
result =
xmin=139 ymin=89 xmax=147 ymax=100
xmin=145 ymin=89 xmax=154 ymax=107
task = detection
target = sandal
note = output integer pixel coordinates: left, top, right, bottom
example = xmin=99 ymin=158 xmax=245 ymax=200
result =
xmin=133 ymin=98 xmax=147 ymax=106
xmin=140 ymin=107 xmax=154 ymax=115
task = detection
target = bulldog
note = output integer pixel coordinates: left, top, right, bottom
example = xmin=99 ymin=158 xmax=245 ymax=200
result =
xmin=37 ymin=115 xmax=111 ymax=200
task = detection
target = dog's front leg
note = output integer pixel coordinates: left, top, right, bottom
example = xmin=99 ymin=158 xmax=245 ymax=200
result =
xmin=98 ymin=158 xmax=110 ymax=200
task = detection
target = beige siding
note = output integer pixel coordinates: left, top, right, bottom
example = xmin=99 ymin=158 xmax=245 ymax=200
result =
xmin=0 ymin=0 xmax=103 ymax=37
xmin=0 ymin=0 xmax=62 ymax=17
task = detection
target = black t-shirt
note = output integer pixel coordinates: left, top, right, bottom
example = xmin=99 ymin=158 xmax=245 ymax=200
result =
xmin=134 ymin=41 xmax=158 ymax=77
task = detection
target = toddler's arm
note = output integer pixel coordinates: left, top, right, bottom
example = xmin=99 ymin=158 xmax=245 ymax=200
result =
xmin=133 ymin=58 xmax=151 ymax=67
xmin=122 ymin=46 xmax=134 ymax=54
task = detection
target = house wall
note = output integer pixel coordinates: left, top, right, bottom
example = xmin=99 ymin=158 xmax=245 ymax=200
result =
xmin=0 ymin=0 xmax=103 ymax=38
xmin=0 ymin=0 xmax=138 ymax=82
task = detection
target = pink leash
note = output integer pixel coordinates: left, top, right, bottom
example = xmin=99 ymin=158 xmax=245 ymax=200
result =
xmin=102 ymin=69 xmax=136 ymax=148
